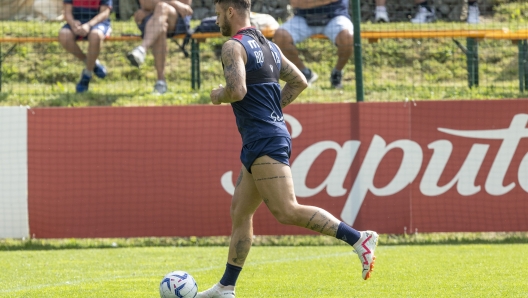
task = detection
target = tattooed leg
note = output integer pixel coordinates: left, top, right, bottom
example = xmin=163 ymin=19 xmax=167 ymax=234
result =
xmin=251 ymin=155 xmax=342 ymax=237
xmin=227 ymin=166 xmax=262 ymax=267
xmin=231 ymin=237 xmax=252 ymax=265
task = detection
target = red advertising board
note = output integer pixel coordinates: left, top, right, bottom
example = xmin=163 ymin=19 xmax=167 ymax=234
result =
xmin=27 ymin=100 xmax=528 ymax=238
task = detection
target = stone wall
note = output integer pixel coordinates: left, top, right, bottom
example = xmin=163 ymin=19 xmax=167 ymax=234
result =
xmin=190 ymin=0 xmax=494 ymax=22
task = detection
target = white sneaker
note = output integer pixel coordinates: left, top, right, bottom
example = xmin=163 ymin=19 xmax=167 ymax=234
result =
xmin=467 ymin=5 xmax=480 ymax=24
xmin=153 ymin=80 xmax=168 ymax=94
xmin=375 ymin=7 xmax=389 ymax=23
xmin=126 ymin=46 xmax=146 ymax=67
xmin=353 ymin=230 xmax=379 ymax=280
xmin=196 ymin=283 xmax=235 ymax=298
xmin=411 ymin=6 xmax=436 ymax=24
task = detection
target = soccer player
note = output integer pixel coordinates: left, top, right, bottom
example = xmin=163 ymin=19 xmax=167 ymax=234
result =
xmin=59 ymin=0 xmax=112 ymax=93
xmin=197 ymin=1 xmax=379 ymax=297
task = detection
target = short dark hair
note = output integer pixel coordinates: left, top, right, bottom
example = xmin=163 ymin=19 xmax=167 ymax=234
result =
xmin=214 ymin=0 xmax=251 ymax=13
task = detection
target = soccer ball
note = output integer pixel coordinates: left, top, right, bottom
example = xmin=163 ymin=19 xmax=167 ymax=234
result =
xmin=159 ymin=271 xmax=198 ymax=298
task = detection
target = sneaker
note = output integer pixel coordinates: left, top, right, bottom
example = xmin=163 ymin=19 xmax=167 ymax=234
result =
xmin=330 ymin=69 xmax=343 ymax=89
xmin=153 ymin=80 xmax=168 ymax=94
xmin=375 ymin=7 xmax=390 ymax=23
xmin=196 ymin=283 xmax=235 ymax=298
xmin=353 ymin=230 xmax=379 ymax=280
xmin=302 ymin=68 xmax=318 ymax=85
xmin=76 ymin=70 xmax=92 ymax=93
xmin=411 ymin=6 xmax=436 ymax=24
xmin=93 ymin=60 xmax=107 ymax=79
xmin=126 ymin=46 xmax=146 ymax=67
xmin=467 ymin=5 xmax=480 ymax=24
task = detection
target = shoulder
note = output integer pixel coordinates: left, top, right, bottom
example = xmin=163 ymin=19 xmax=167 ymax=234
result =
xmin=222 ymin=39 xmax=245 ymax=56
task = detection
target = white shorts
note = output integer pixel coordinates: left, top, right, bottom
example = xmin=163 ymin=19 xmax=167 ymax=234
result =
xmin=279 ymin=15 xmax=353 ymax=45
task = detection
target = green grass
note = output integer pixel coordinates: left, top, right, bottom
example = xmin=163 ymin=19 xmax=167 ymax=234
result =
xmin=1 ymin=2 xmax=528 ymax=106
xmin=1 ymin=244 xmax=527 ymax=297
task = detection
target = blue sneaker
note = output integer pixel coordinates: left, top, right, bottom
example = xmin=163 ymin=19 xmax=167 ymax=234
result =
xmin=76 ymin=70 xmax=92 ymax=93
xmin=93 ymin=61 xmax=107 ymax=79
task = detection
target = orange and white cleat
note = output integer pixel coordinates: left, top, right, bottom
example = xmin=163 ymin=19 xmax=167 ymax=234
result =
xmin=353 ymin=230 xmax=379 ymax=280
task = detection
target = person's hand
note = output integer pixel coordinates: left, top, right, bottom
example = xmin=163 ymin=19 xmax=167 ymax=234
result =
xmin=78 ymin=23 xmax=91 ymax=37
xmin=70 ymin=20 xmax=82 ymax=35
xmin=134 ymin=9 xmax=149 ymax=25
xmin=175 ymin=2 xmax=193 ymax=17
xmin=210 ymin=84 xmax=224 ymax=105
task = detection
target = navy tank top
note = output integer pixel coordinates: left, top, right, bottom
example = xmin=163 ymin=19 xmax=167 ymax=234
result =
xmin=228 ymin=28 xmax=290 ymax=145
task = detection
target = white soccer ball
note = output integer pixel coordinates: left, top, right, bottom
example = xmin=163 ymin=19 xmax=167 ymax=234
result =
xmin=159 ymin=271 xmax=198 ymax=298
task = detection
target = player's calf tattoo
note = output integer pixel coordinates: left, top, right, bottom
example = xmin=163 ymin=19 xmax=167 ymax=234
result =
xmin=305 ymin=211 xmax=320 ymax=228
xmin=232 ymin=237 xmax=252 ymax=265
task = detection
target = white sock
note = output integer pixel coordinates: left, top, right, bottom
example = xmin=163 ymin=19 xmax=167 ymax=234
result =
xmin=82 ymin=68 xmax=93 ymax=77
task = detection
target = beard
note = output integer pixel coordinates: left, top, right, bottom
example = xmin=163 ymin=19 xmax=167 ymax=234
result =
xmin=220 ymin=15 xmax=232 ymax=36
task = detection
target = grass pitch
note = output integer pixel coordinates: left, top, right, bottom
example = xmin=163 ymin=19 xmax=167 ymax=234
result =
xmin=1 ymin=244 xmax=527 ymax=297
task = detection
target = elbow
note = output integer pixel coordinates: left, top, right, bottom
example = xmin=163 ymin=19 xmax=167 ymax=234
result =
xmin=232 ymin=89 xmax=247 ymax=102
xmin=227 ymin=86 xmax=247 ymax=102
xmin=300 ymin=76 xmax=308 ymax=90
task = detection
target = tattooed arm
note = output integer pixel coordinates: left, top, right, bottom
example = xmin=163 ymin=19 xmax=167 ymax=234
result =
xmin=210 ymin=40 xmax=247 ymax=105
xmin=279 ymin=50 xmax=308 ymax=109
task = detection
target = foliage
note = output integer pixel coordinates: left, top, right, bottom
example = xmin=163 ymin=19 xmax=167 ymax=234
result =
xmin=2 ymin=232 xmax=528 ymax=251
xmin=1 ymin=2 xmax=528 ymax=106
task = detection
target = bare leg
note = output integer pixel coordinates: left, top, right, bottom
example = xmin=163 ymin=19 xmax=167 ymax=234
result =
xmin=58 ymin=29 xmax=86 ymax=61
xmin=250 ymin=155 xmax=341 ymax=237
xmin=227 ymin=167 xmax=263 ymax=267
xmin=151 ymin=33 xmax=167 ymax=81
xmin=141 ymin=2 xmax=177 ymax=51
xmin=86 ymin=30 xmax=105 ymax=71
xmin=376 ymin=0 xmax=386 ymax=6
xmin=334 ymin=29 xmax=353 ymax=72
xmin=273 ymin=29 xmax=306 ymax=71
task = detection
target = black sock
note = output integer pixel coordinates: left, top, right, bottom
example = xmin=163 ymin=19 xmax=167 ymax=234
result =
xmin=335 ymin=222 xmax=361 ymax=246
xmin=219 ymin=263 xmax=242 ymax=286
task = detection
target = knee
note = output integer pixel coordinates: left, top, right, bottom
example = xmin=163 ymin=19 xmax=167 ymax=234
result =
xmin=230 ymin=204 xmax=253 ymax=226
xmin=336 ymin=29 xmax=353 ymax=47
xmin=154 ymin=1 xmax=174 ymax=16
xmin=58 ymin=29 xmax=74 ymax=44
xmin=273 ymin=29 xmax=293 ymax=46
xmin=268 ymin=203 xmax=299 ymax=226
xmin=88 ymin=30 xmax=104 ymax=44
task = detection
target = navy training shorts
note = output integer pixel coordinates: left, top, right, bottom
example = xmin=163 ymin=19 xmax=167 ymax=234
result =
xmin=241 ymin=136 xmax=292 ymax=174
xmin=61 ymin=21 xmax=111 ymax=40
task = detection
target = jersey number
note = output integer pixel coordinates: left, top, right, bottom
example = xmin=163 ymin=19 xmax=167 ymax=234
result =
xmin=254 ymin=51 xmax=264 ymax=64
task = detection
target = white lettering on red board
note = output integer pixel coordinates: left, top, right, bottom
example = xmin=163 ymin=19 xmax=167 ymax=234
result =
xmin=221 ymin=114 xmax=528 ymax=225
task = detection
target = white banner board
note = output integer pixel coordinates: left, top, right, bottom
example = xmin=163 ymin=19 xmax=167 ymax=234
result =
xmin=0 ymin=107 xmax=28 ymax=238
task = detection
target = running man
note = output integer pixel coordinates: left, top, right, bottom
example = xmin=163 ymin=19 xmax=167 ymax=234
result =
xmin=198 ymin=1 xmax=379 ymax=297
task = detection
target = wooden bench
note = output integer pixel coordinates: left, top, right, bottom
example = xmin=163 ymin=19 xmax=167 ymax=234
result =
xmin=1 ymin=29 xmax=527 ymax=92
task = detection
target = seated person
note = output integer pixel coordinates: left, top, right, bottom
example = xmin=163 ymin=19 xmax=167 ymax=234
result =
xmin=126 ymin=0 xmax=193 ymax=94
xmin=274 ymin=0 xmax=353 ymax=89
xmin=59 ymin=0 xmax=112 ymax=93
